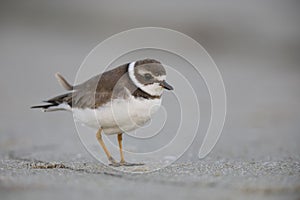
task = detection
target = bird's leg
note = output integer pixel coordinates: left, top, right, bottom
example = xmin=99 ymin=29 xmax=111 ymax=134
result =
xmin=118 ymin=133 xmax=125 ymax=163
xmin=117 ymin=133 xmax=144 ymax=166
xmin=96 ymin=128 xmax=119 ymax=167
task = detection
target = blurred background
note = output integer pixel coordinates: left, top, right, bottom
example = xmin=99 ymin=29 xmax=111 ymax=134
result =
xmin=0 ymin=0 xmax=300 ymax=163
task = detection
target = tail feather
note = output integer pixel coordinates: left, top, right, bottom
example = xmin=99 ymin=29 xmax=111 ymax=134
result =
xmin=31 ymin=93 xmax=72 ymax=112
xmin=30 ymin=104 xmax=55 ymax=109
xmin=30 ymin=104 xmax=70 ymax=112
xmin=31 ymin=73 xmax=73 ymax=112
xmin=55 ymin=73 xmax=73 ymax=91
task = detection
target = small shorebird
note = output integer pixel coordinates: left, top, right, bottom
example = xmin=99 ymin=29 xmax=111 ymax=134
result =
xmin=31 ymin=59 xmax=173 ymax=166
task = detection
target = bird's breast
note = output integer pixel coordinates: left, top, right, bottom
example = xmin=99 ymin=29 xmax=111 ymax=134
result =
xmin=72 ymin=96 xmax=162 ymax=134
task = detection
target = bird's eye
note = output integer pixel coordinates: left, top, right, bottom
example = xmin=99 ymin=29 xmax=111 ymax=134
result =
xmin=144 ymin=73 xmax=152 ymax=80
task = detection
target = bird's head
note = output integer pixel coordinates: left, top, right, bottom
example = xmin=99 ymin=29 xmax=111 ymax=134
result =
xmin=128 ymin=59 xmax=173 ymax=96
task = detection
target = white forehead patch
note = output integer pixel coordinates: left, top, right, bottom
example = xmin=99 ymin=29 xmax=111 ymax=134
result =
xmin=156 ymin=75 xmax=166 ymax=81
xmin=128 ymin=61 xmax=164 ymax=96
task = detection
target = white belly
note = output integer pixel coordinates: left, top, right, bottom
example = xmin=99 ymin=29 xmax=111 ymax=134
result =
xmin=72 ymin=97 xmax=161 ymax=135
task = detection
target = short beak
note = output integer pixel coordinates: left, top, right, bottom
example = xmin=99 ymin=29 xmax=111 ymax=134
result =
xmin=160 ymin=80 xmax=174 ymax=90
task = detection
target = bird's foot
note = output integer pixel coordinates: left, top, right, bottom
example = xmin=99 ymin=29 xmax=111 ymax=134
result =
xmin=119 ymin=161 xmax=144 ymax=166
xmin=108 ymin=157 xmax=144 ymax=167
xmin=108 ymin=157 xmax=121 ymax=167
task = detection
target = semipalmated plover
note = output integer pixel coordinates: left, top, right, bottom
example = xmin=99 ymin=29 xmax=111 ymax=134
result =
xmin=31 ymin=59 xmax=173 ymax=166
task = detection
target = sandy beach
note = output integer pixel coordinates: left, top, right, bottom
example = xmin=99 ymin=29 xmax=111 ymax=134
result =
xmin=0 ymin=1 xmax=299 ymax=199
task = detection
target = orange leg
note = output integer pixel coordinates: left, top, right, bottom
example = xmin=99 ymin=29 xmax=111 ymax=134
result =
xmin=96 ymin=128 xmax=118 ymax=166
xmin=118 ymin=133 xmax=125 ymax=163
xmin=117 ymin=133 xmax=144 ymax=166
